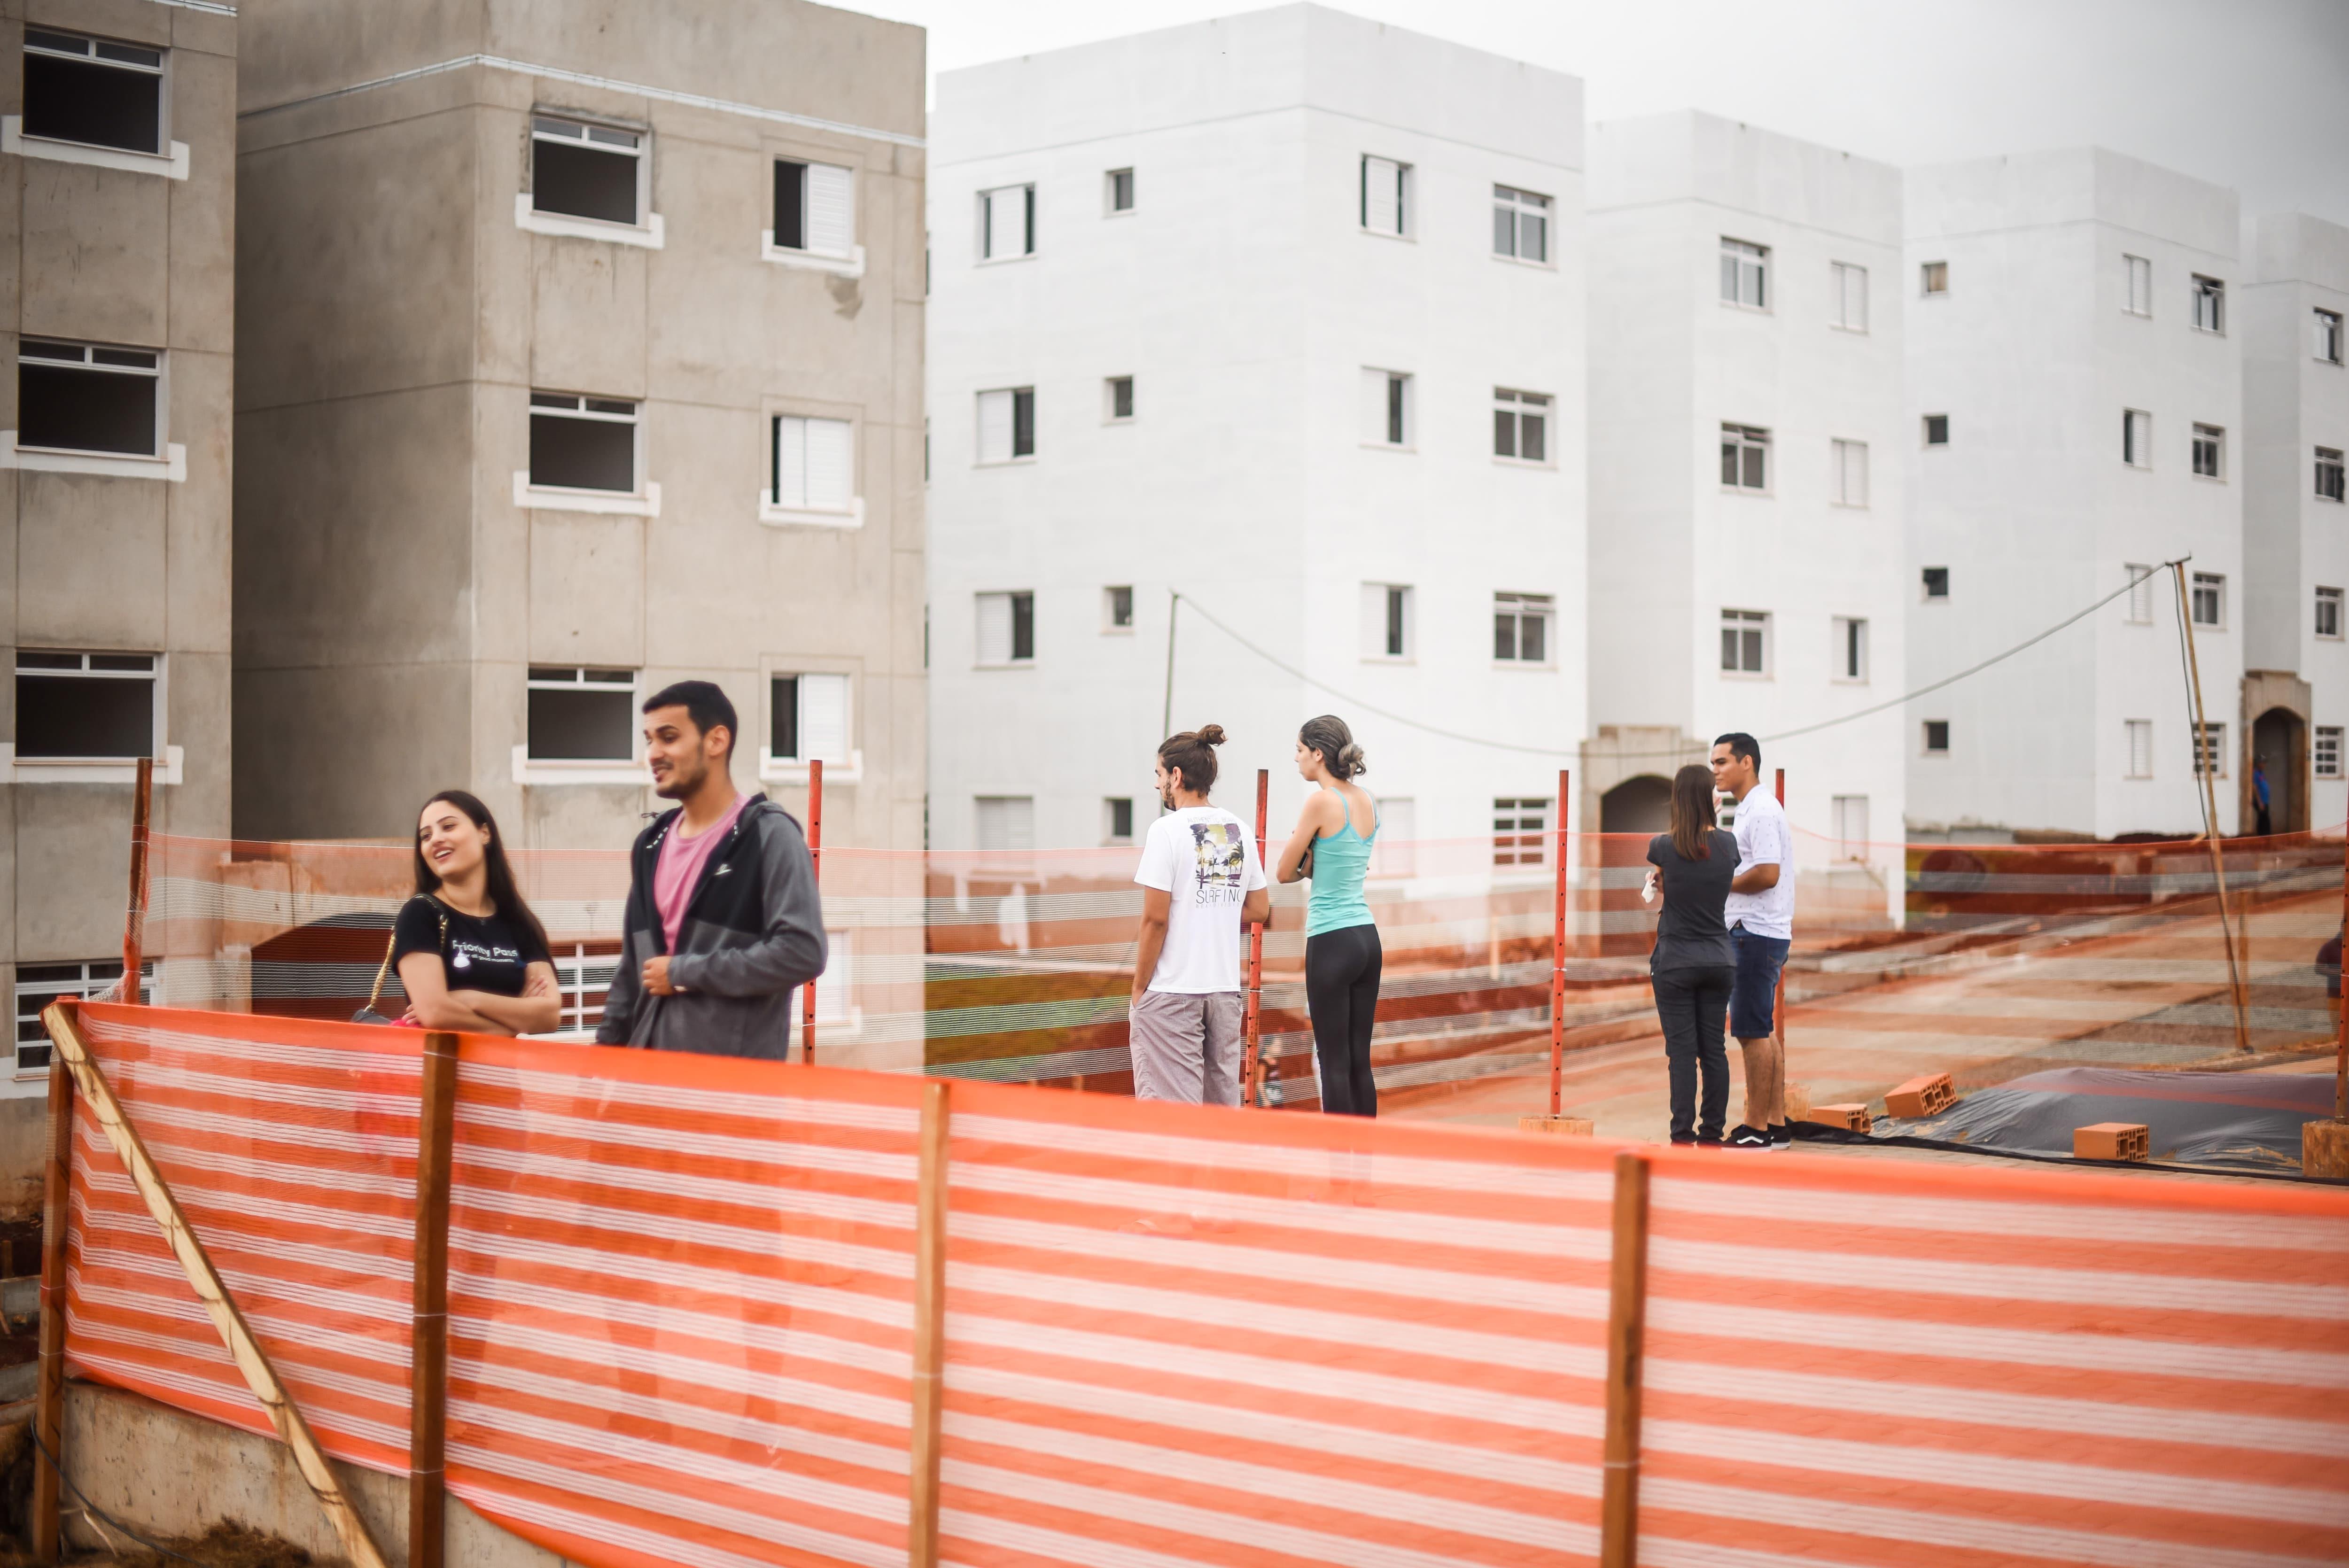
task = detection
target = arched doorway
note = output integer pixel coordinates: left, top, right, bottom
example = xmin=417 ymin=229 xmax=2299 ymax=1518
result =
xmin=2251 ymin=706 xmax=2306 ymax=835
xmin=1601 ymin=775 xmax=1672 ymax=834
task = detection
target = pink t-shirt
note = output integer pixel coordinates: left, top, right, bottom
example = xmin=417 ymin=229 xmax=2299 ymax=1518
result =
xmin=654 ymin=794 xmax=747 ymax=952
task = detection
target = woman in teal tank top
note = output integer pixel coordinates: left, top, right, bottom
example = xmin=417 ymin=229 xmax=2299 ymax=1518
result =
xmin=1275 ymin=715 xmax=1383 ymax=1115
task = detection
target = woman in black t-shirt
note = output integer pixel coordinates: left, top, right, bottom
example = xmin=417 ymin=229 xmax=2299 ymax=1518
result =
xmin=1641 ymin=764 xmax=1742 ymax=1145
xmin=395 ymin=791 xmax=559 ymax=1035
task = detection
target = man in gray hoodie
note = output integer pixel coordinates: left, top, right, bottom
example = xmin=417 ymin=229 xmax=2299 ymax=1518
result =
xmin=596 ymin=680 xmax=825 ymax=1058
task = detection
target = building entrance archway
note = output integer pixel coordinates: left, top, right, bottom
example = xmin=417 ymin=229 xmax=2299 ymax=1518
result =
xmin=2250 ymin=707 xmax=2305 ymax=836
xmin=1600 ymin=775 xmax=1672 ymax=834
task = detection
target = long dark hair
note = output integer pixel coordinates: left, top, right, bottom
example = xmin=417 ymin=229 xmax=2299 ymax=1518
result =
xmin=413 ymin=791 xmax=550 ymax=954
xmin=1668 ymin=765 xmax=1718 ymax=861
xmin=1298 ymin=714 xmax=1367 ymax=780
xmin=1158 ymin=723 xmax=1226 ymax=794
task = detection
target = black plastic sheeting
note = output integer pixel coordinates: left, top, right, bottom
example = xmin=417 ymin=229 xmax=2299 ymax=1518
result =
xmin=1869 ymin=1067 xmax=2333 ymax=1173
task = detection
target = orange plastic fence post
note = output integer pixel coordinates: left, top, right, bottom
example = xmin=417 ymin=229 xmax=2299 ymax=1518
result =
xmin=906 ymin=1079 xmax=950 ymax=1567
xmin=1243 ymin=768 xmax=1268 ymax=1107
xmin=1550 ymin=769 xmax=1570 ymax=1117
xmin=801 ymin=757 xmax=823 ymax=1065
xmin=409 ymin=1032 xmax=458 ymax=1568
xmin=1598 ymin=1149 xmax=1650 ymax=1568
xmin=121 ymin=755 xmax=153 ymax=1005
xmin=1773 ymin=768 xmax=1787 ymax=1061
xmin=32 ymin=1048 xmax=73 ymax=1560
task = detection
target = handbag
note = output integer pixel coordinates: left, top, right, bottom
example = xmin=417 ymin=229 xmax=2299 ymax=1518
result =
xmin=352 ymin=898 xmax=445 ymax=1025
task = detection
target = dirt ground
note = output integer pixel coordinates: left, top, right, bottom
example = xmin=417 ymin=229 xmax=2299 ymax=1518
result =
xmin=0 ymin=1522 xmax=327 ymax=1567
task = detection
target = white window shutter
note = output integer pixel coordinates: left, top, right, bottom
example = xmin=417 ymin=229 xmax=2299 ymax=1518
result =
xmin=808 ymin=163 xmax=855 ymax=256
xmin=978 ymin=390 xmax=1011 ymax=463
xmin=983 ymin=189 xmax=1006 ymax=259
xmin=1843 ymin=264 xmax=1868 ymax=331
xmin=976 ymin=593 xmax=1012 ymax=664
xmin=775 ymin=415 xmax=808 ymax=507
xmin=1361 ymin=368 xmax=1389 ymax=443
xmin=804 ymin=417 xmax=852 ymax=510
xmin=1843 ymin=440 xmax=1868 ymax=506
xmin=799 ymin=672 xmax=849 ymax=761
xmin=976 ymin=796 xmax=1034 ymax=853
xmin=1361 ymin=583 xmax=1387 ymax=657
xmin=1363 ymin=157 xmax=1400 ymax=234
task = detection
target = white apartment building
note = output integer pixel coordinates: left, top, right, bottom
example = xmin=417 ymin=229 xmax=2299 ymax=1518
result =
xmin=1906 ymin=150 xmax=2243 ymax=838
xmin=927 ymin=5 xmax=1586 ymax=856
xmin=1587 ymin=112 xmax=1906 ymax=884
xmin=2242 ymin=212 xmax=2349 ymax=835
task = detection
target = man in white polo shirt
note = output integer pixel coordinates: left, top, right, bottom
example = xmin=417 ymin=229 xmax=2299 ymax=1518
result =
xmin=1711 ymin=732 xmax=1795 ymax=1149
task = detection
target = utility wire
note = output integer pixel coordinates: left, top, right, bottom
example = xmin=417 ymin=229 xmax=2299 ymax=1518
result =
xmin=24 ymin=1421 xmax=212 ymax=1567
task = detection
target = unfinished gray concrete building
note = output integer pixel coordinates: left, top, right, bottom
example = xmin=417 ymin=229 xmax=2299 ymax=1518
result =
xmin=0 ymin=0 xmax=236 ymax=1204
xmin=232 ymin=0 xmax=928 ymax=872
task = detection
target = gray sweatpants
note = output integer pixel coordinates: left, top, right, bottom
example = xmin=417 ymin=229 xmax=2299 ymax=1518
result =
xmin=1128 ymin=989 xmax=1244 ymax=1105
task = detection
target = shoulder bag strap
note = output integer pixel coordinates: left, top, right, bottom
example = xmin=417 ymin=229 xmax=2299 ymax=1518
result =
xmin=364 ymin=897 xmax=449 ymax=1013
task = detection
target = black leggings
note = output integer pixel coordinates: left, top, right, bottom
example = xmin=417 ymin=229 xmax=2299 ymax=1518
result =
xmin=1306 ymin=924 xmax=1382 ymax=1116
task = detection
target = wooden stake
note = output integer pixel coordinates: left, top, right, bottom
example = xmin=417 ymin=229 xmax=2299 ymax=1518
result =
xmin=2172 ymin=563 xmax=2254 ymax=1052
xmin=906 ymin=1079 xmax=950 ymax=1568
xmin=1550 ymin=769 xmax=1569 ymax=1116
xmin=409 ymin=1033 xmax=458 ymax=1568
xmin=1243 ymin=768 xmax=1268 ymax=1107
xmin=801 ymin=757 xmax=823 ymax=1065
xmin=41 ymin=1001 xmax=392 ymax=1568
xmin=1598 ymin=1149 xmax=1650 ymax=1568
xmin=1773 ymin=768 xmax=1787 ymax=1061
xmin=2336 ymin=826 xmax=2347 ymax=1124
xmin=121 ymin=756 xmax=153 ymax=1006
xmin=32 ymin=1055 xmax=73 ymax=1561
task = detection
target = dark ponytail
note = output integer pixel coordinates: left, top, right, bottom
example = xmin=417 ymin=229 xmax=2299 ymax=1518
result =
xmin=413 ymin=791 xmax=550 ymax=956
xmin=1299 ymin=714 xmax=1366 ymax=780
xmin=1158 ymin=724 xmax=1226 ymax=794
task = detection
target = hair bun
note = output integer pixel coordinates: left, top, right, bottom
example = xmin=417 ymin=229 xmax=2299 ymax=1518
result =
xmin=1197 ymin=724 xmax=1227 ymax=746
xmin=1338 ymin=742 xmax=1367 ymax=776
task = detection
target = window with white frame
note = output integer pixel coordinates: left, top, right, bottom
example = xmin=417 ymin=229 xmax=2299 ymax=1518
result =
xmin=2319 ymin=309 xmax=2345 ymax=365
xmin=979 ymin=184 xmax=1034 ymax=259
xmin=1364 ymin=369 xmax=1412 ymax=447
xmin=1831 ymin=795 xmax=1869 ymax=861
xmin=1720 ymin=609 xmax=1769 ymax=676
xmin=772 ymin=159 xmax=855 ymax=257
xmin=2125 ymin=255 xmax=2152 ymax=317
xmin=530 ymin=116 xmax=646 ymax=227
xmin=1720 ymin=238 xmax=1768 ymax=309
xmin=1720 ymin=424 xmax=1770 ymax=491
xmin=1361 ymin=156 xmax=1409 ymax=236
xmin=16 ymin=962 xmax=150 ymax=1077
xmin=2318 ymin=446 xmax=2346 ymax=503
xmin=1920 ymin=260 xmax=1948 ymax=296
xmin=1104 ymin=585 xmax=1134 ymax=631
xmin=1104 ymin=376 xmax=1134 ymax=422
xmin=529 ymin=393 xmax=638 ymax=492
xmin=2124 ymin=563 xmax=2155 ymax=624
xmin=2194 ymin=722 xmax=2225 ymax=777
xmin=769 ymin=672 xmax=850 ymax=764
xmin=1493 ymin=593 xmax=1553 ymax=663
xmin=2192 ymin=274 xmax=2225 ymax=334
xmin=1829 ymin=262 xmax=1868 ymax=332
xmin=1362 ymin=584 xmax=1413 ymax=660
xmin=975 ymin=388 xmax=1034 ymax=463
xmin=1104 ymin=797 xmax=1135 ymax=844
xmin=525 ymin=668 xmax=637 ymax=761
xmin=2123 ymin=408 xmax=2153 ymax=468
xmin=2318 ymin=727 xmax=2344 ymax=780
xmin=770 ymin=415 xmax=853 ymax=514
xmin=19 ymin=339 xmax=161 ymax=456
xmin=1922 ymin=413 xmax=1950 ymax=447
xmin=546 ymin=944 xmax=619 ymax=1036
xmin=2125 ymin=720 xmax=2153 ymax=779
xmin=974 ymin=795 xmax=1034 ymax=854
xmin=1493 ymin=388 xmax=1548 ymax=461
xmin=1371 ymin=798 xmax=1416 ymax=879
xmin=23 ymin=29 xmax=163 ymax=156
xmin=16 ymin=651 xmax=157 ymax=759
xmin=1832 ymin=439 xmax=1869 ymax=506
xmin=2192 ymin=572 xmax=2225 ymax=628
xmin=2318 ymin=586 xmax=2343 ymax=640
xmin=1922 ymin=567 xmax=1950 ymax=601
xmin=1832 ymin=617 xmax=1868 ymax=682
xmin=1492 ymin=798 xmax=1549 ymax=868
xmin=1106 ymin=168 xmax=1135 ymax=214
xmin=2192 ymin=423 xmax=2225 ymax=479
xmin=1922 ymin=719 xmax=1950 ymax=755
xmin=976 ymin=591 xmax=1034 ymax=666
xmin=1493 ymin=185 xmax=1549 ymax=262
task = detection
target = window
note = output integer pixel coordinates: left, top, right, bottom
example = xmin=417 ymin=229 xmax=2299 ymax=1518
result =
xmin=550 ymin=945 xmax=619 ymax=1037
xmin=1493 ymin=593 xmax=1553 ymax=663
xmin=2194 ymin=722 xmax=2225 ymax=777
xmin=1361 ymin=156 xmax=1409 ymax=236
xmin=18 ymin=339 xmax=162 ymax=457
xmin=2126 ymin=720 xmax=2153 ymax=779
xmin=1493 ymin=185 xmax=1549 ymax=263
xmin=975 ymin=796 xmax=1035 ymax=854
xmin=1362 ymin=584 xmax=1413 ymax=660
xmin=1922 ymin=720 xmax=1951 ymax=755
xmin=1104 ymin=797 xmax=1135 ymax=844
xmin=2319 ymin=727 xmax=2344 ymax=781
xmin=1720 ymin=239 xmax=1768 ymax=309
xmin=1830 ymin=262 xmax=1868 ymax=332
xmin=769 ymin=673 xmax=849 ymax=764
xmin=1105 ymin=586 xmax=1134 ymax=631
xmin=16 ymin=962 xmax=149 ymax=1078
xmin=1833 ymin=617 xmax=1868 ymax=682
xmin=1493 ymin=798 xmax=1550 ymax=868
xmin=2191 ymin=572 xmax=2225 ymax=629
xmin=530 ymin=116 xmax=645 ymax=227
xmin=1920 ymin=260 xmax=1948 ymax=296
xmin=976 ymin=591 xmax=1034 ymax=666
xmin=16 ymin=651 xmax=156 ymax=759
xmin=2319 ymin=309 xmax=2345 ymax=365
xmin=527 ymin=393 xmax=638 ymax=493
xmin=979 ymin=184 xmax=1035 ymax=259
xmin=2318 ymin=587 xmax=2343 ymax=640
xmin=1922 ymin=414 xmax=1949 ymax=447
xmin=1921 ymin=567 xmax=1950 ymax=601
xmin=1720 ymin=424 xmax=1770 ymax=491
xmin=1832 ymin=439 xmax=1869 ymax=506
xmin=2192 ymin=275 xmax=2225 ymax=334
xmin=1106 ymin=168 xmax=1135 ymax=214
xmin=2192 ymin=423 xmax=2225 ymax=479
xmin=1832 ymin=796 xmax=1869 ymax=862
xmin=1364 ymin=369 xmax=1412 ymax=447
xmin=770 ymin=415 xmax=853 ymax=514
xmin=2124 ymin=255 xmax=2152 ymax=317
xmin=976 ymin=388 xmax=1035 ymax=464
xmin=1493 ymin=388 xmax=1549 ymax=462
xmin=2124 ymin=563 xmax=2155 ymax=624
xmin=23 ymin=29 xmax=162 ymax=156
xmin=1105 ymin=376 xmax=1134 ymax=422
xmin=2123 ymin=408 xmax=2152 ymax=468
xmin=526 ymin=668 xmax=636 ymax=761
xmin=2318 ymin=446 xmax=2345 ymax=503
xmin=1719 ymin=609 xmax=1769 ymax=676
xmin=1371 ymin=799 xmax=1416 ymax=879
xmin=772 ymin=160 xmax=856 ymax=257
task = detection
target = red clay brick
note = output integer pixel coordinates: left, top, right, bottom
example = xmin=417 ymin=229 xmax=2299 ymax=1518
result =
xmin=1884 ymin=1073 xmax=1956 ymax=1118
xmin=2074 ymin=1122 xmax=2149 ymax=1161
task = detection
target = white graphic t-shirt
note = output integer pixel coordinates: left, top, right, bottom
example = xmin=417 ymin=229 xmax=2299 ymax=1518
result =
xmin=1133 ymin=806 xmax=1268 ymax=994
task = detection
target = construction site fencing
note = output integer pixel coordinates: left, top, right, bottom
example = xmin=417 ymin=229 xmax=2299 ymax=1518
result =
xmin=54 ymin=1001 xmax=2349 ymax=1568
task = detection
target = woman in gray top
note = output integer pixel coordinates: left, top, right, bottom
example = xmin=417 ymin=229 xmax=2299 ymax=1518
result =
xmin=1641 ymin=763 xmax=1741 ymax=1145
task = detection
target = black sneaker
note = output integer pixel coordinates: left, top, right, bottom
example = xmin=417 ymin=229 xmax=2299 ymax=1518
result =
xmin=1768 ymin=1123 xmax=1793 ymax=1150
xmin=1670 ymin=1133 xmax=1698 ymax=1146
xmin=1724 ymin=1125 xmax=1771 ymax=1149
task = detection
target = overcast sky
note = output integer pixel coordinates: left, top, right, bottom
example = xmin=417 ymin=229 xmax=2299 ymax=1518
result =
xmin=860 ymin=0 xmax=2349 ymax=229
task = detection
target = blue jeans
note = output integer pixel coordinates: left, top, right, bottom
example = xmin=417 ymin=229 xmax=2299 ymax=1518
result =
xmin=1730 ymin=926 xmax=1791 ymax=1040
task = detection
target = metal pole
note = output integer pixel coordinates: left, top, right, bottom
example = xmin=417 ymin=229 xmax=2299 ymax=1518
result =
xmin=408 ymin=1033 xmax=458 ymax=1568
xmin=122 ymin=755 xmax=153 ymax=1005
xmin=1244 ymin=768 xmax=1268 ymax=1107
xmin=32 ymin=1054 xmax=73 ymax=1561
xmin=1160 ymin=590 xmax=1179 ymax=743
xmin=2173 ymin=563 xmax=2254 ymax=1053
xmin=1597 ymin=1150 xmax=1650 ymax=1568
xmin=1550 ymin=768 xmax=1569 ymax=1117
xmin=801 ymin=757 xmax=823 ymax=1065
